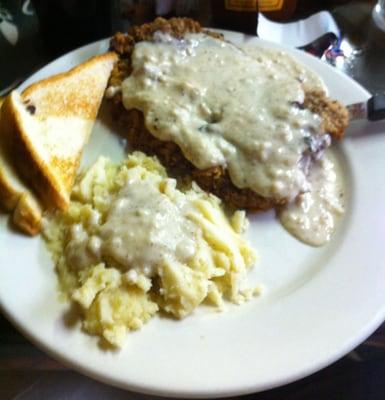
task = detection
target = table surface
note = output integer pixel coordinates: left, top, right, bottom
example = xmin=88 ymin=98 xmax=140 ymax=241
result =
xmin=1 ymin=1 xmax=385 ymax=399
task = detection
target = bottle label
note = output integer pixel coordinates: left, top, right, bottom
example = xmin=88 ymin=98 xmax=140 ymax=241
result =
xmin=225 ymin=0 xmax=258 ymax=12
xmin=258 ymin=0 xmax=284 ymax=11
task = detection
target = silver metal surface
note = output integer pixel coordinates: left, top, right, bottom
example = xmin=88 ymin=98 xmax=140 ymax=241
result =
xmin=373 ymin=0 xmax=385 ymax=31
xmin=347 ymin=101 xmax=368 ymax=120
xmin=330 ymin=2 xmax=385 ymax=94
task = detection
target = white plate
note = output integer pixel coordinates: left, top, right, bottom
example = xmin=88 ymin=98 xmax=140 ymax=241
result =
xmin=1 ymin=31 xmax=385 ymax=399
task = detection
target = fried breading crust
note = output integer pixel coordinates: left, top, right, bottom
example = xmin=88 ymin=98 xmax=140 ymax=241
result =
xmin=113 ymin=108 xmax=286 ymax=210
xmin=304 ymin=90 xmax=348 ymax=140
xmin=108 ymin=17 xmax=349 ymax=211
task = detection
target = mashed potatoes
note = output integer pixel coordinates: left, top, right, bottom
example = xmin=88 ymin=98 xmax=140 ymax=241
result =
xmin=43 ymin=152 xmax=258 ymax=347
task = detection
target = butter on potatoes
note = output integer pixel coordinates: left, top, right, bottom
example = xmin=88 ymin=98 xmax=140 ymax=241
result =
xmin=43 ymin=152 xmax=258 ymax=347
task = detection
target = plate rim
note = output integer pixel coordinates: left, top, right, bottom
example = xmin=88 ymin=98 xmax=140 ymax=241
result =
xmin=1 ymin=31 xmax=384 ymax=399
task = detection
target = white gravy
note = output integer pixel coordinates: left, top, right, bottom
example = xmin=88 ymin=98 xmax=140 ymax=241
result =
xmin=65 ymin=177 xmax=199 ymax=274
xmin=278 ymin=151 xmax=344 ymax=246
xmin=121 ymin=32 xmax=324 ymax=201
xmin=118 ymin=32 xmax=345 ymax=246
xmin=242 ymin=45 xmax=326 ymax=94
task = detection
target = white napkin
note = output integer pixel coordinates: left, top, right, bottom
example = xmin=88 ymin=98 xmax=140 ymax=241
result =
xmin=257 ymin=11 xmax=340 ymax=47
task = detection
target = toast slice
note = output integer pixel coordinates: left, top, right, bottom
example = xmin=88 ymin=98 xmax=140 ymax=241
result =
xmin=0 ymin=96 xmax=43 ymax=234
xmin=0 ymin=52 xmax=117 ymax=235
xmin=5 ymin=52 xmax=117 ymax=210
xmin=0 ymin=149 xmax=43 ymax=235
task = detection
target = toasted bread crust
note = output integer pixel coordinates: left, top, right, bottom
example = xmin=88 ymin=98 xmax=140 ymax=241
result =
xmin=0 ymin=95 xmax=43 ymax=234
xmin=23 ymin=52 xmax=118 ymax=119
xmin=0 ymin=51 xmax=117 ymax=237
xmin=108 ymin=18 xmax=349 ymax=211
xmin=0 ymin=96 xmax=40 ymax=209
xmin=0 ymin=98 xmax=20 ymax=210
xmin=9 ymin=52 xmax=117 ymax=210
xmin=0 ymin=95 xmax=18 ymax=211
xmin=12 ymin=193 xmax=42 ymax=235
xmin=0 ymin=173 xmax=21 ymax=211
xmin=0 ymin=53 xmax=117 ymax=234
xmin=0 ymin=172 xmax=19 ymax=211
xmin=6 ymin=93 xmax=69 ymax=209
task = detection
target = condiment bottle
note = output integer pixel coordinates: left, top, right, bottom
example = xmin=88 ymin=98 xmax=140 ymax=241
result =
xmin=211 ymin=0 xmax=259 ymax=34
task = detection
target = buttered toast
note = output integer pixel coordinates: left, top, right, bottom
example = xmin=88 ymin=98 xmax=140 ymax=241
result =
xmin=0 ymin=52 xmax=117 ymax=234
xmin=0 ymin=97 xmax=43 ymax=234
xmin=5 ymin=52 xmax=118 ymax=210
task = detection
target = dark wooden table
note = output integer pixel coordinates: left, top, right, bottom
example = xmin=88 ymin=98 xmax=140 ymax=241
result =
xmin=1 ymin=1 xmax=385 ymax=399
xmin=1 ymin=315 xmax=385 ymax=399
